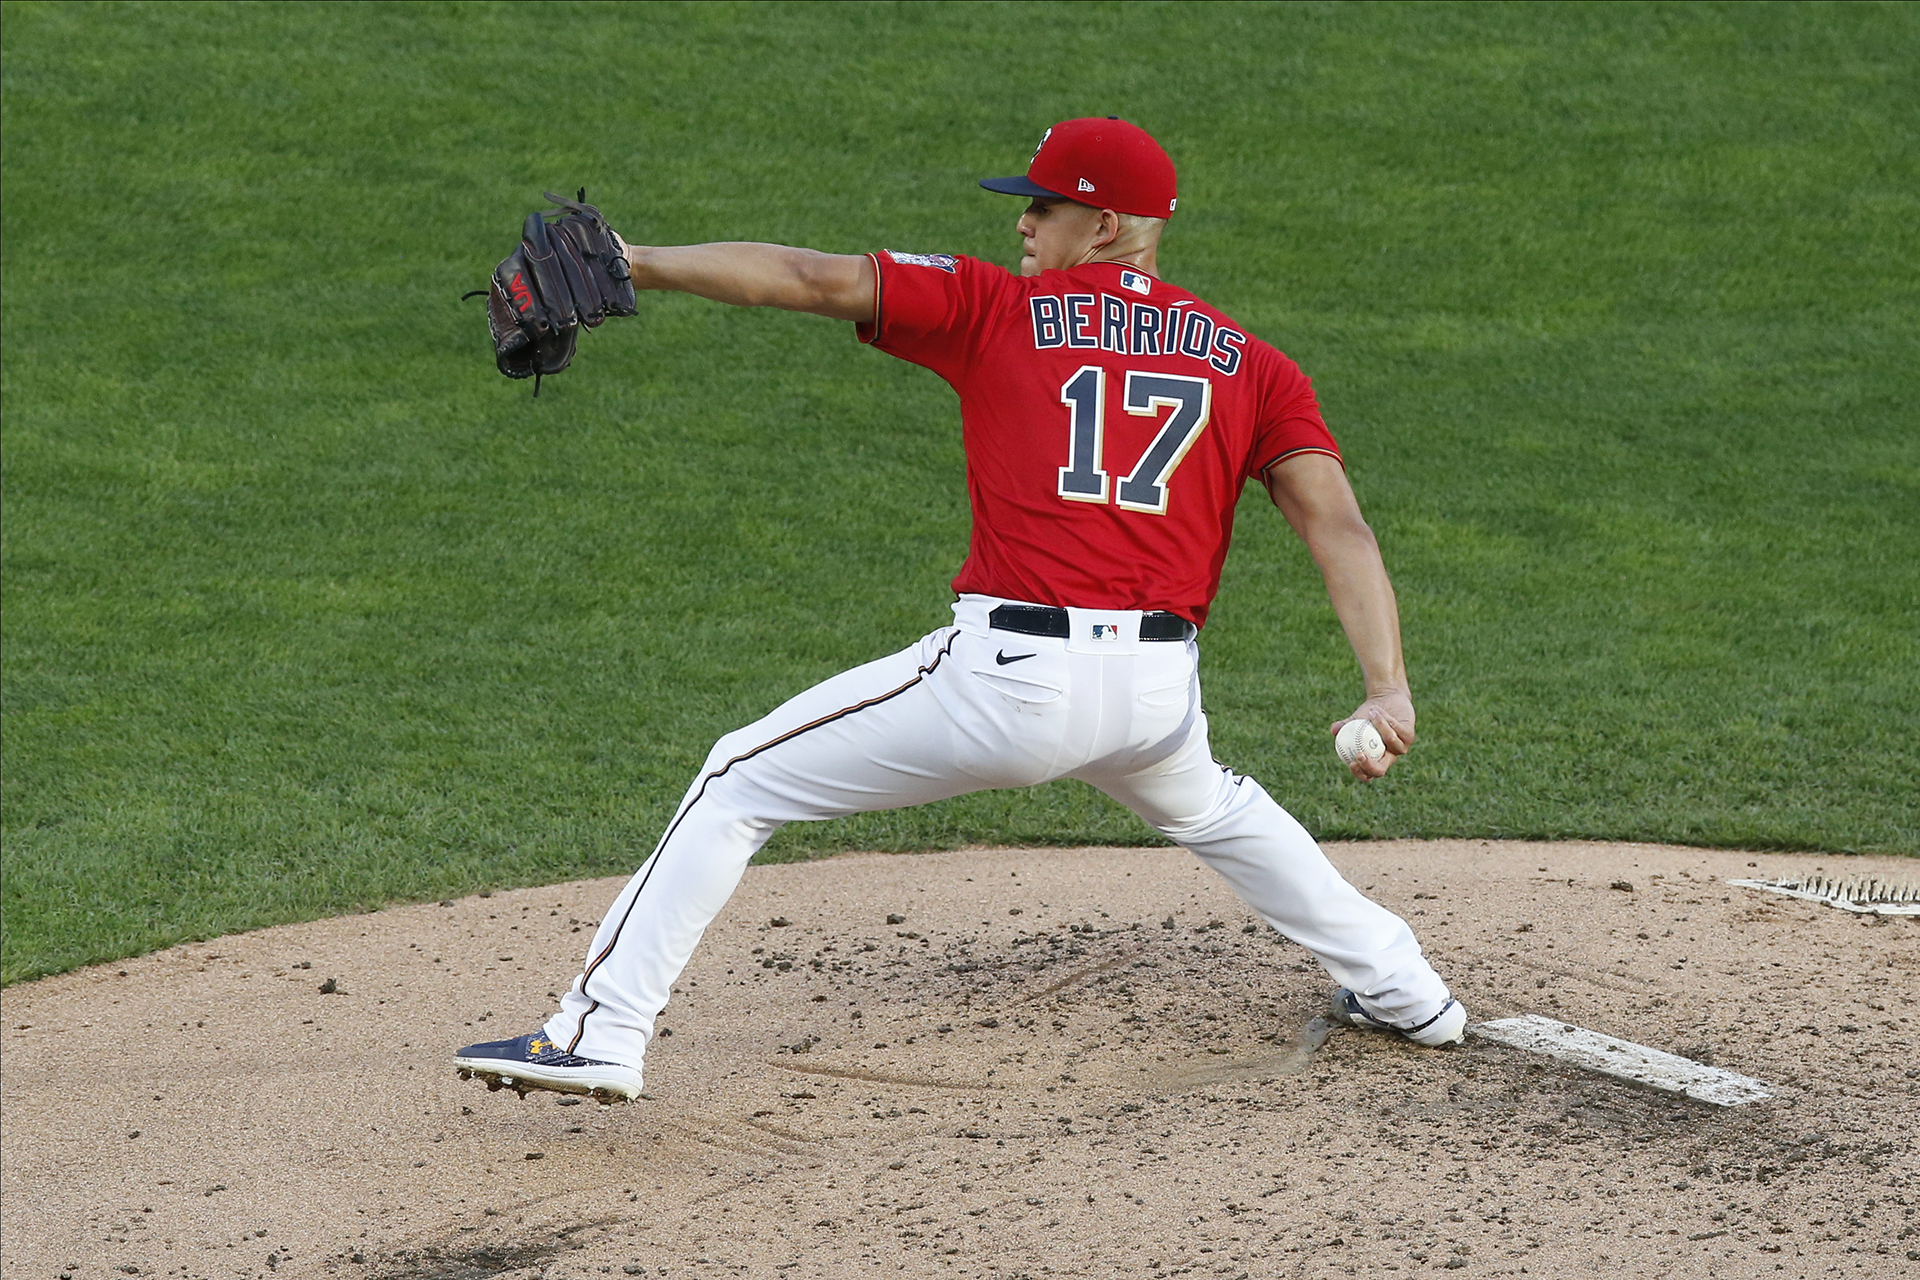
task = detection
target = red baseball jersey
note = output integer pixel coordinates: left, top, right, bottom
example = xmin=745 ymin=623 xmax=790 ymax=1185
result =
xmin=858 ymin=252 xmax=1339 ymax=626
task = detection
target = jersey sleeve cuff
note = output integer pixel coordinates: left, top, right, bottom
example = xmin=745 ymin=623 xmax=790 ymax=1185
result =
xmin=1258 ymin=445 xmax=1344 ymax=477
xmin=854 ymin=252 xmax=884 ymax=346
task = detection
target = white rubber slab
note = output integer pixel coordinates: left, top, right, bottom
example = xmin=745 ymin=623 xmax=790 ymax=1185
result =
xmin=1727 ymin=876 xmax=1920 ymax=916
xmin=1473 ymin=1014 xmax=1772 ymax=1106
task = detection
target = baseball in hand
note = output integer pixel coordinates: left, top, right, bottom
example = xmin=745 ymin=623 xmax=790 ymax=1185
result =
xmin=1335 ymin=719 xmax=1386 ymax=767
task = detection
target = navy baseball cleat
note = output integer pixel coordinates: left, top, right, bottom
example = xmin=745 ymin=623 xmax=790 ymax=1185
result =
xmin=454 ymin=1031 xmax=643 ymax=1101
xmin=1331 ymin=988 xmax=1468 ymax=1047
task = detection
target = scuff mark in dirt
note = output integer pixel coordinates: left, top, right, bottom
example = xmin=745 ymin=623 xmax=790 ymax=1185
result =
xmin=363 ymin=1217 xmax=628 ymax=1280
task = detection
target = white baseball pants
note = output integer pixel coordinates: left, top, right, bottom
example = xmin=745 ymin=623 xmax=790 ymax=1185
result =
xmin=546 ymin=595 xmax=1452 ymax=1073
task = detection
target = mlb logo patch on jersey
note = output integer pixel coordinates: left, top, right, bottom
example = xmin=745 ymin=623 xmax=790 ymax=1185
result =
xmin=1090 ymin=623 xmax=1122 ymax=641
xmin=885 ymin=250 xmax=957 ymax=273
xmin=1119 ymin=269 xmax=1152 ymax=296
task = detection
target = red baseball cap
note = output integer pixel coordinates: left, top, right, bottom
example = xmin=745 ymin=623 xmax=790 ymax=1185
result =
xmin=980 ymin=117 xmax=1178 ymax=219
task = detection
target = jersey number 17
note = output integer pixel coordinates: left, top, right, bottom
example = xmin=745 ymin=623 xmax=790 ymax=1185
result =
xmin=1057 ymin=367 xmax=1211 ymax=516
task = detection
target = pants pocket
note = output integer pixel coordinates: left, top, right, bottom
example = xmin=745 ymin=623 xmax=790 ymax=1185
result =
xmin=1138 ymin=676 xmax=1194 ymax=710
xmin=968 ymin=668 xmax=1065 ymax=707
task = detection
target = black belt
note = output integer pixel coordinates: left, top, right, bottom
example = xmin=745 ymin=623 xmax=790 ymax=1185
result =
xmin=988 ymin=603 xmax=1196 ymax=642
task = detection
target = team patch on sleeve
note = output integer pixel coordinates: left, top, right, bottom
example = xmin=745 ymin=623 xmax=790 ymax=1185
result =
xmin=885 ymin=250 xmax=958 ymax=272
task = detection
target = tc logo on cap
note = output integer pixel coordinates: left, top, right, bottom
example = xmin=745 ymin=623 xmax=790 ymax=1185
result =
xmin=982 ymin=118 xmax=1179 ymax=220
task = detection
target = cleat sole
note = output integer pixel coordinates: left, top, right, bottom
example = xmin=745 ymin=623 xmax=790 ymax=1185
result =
xmin=455 ymin=1064 xmax=640 ymax=1104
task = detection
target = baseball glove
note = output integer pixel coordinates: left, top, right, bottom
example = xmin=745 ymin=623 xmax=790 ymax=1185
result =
xmin=465 ymin=189 xmax=637 ymax=395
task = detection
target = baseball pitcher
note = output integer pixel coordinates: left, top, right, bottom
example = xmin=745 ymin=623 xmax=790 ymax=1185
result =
xmin=457 ymin=118 xmax=1466 ymax=1102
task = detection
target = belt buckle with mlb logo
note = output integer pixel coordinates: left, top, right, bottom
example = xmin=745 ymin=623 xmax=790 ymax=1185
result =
xmin=1090 ymin=623 xmax=1123 ymax=642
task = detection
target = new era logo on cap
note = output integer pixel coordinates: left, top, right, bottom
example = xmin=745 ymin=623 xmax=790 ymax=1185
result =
xmin=1078 ymin=178 xmax=1095 ymax=193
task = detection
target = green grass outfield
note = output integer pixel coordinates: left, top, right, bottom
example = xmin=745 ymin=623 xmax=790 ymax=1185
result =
xmin=3 ymin=1 xmax=1916 ymax=984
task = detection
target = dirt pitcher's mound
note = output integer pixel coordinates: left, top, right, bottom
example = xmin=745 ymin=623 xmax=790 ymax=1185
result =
xmin=3 ymin=841 xmax=1915 ymax=1280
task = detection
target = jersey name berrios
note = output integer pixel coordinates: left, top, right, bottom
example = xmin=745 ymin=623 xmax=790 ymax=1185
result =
xmin=858 ymin=252 xmax=1339 ymax=626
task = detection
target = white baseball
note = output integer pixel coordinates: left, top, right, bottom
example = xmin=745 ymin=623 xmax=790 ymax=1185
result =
xmin=1335 ymin=719 xmax=1386 ymax=767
